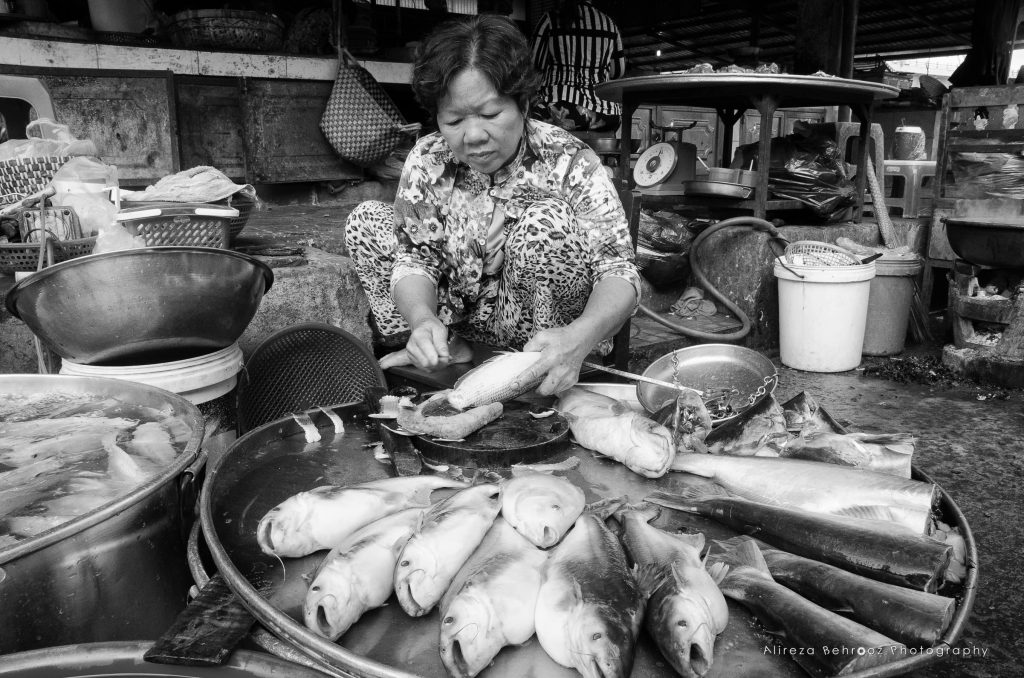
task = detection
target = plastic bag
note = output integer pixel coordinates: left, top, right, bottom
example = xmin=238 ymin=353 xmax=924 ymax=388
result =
xmin=0 ymin=118 xmax=99 ymax=160
xmin=53 ymin=193 xmax=117 ymax=237
xmin=639 ymin=211 xmax=697 ymax=253
xmin=93 ymin=221 xmax=147 ymax=254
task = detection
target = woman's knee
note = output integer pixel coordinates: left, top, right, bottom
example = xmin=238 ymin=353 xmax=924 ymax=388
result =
xmin=344 ymin=200 xmax=395 ymax=252
xmin=510 ymin=198 xmax=578 ymax=244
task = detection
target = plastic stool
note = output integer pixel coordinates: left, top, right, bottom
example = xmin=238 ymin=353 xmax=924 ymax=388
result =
xmin=808 ymin=122 xmax=885 ymax=190
xmin=882 ymin=160 xmax=936 ymax=218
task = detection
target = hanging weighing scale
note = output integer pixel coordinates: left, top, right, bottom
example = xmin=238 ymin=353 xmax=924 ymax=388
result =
xmin=632 ymin=141 xmax=696 ymax=196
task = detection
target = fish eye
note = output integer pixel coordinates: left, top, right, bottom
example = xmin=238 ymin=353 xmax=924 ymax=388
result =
xmin=311 ymin=586 xmax=319 ymax=592
xmin=591 ymin=632 xmax=602 ymax=641
xmin=552 ymin=504 xmax=561 ymax=510
xmin=400 ymin=560 xmax=409 ymax=566
xmin=677 ymin=620 xmax=688 ymax=627
xmin=443 ymin=616 xmax=454 ymax=624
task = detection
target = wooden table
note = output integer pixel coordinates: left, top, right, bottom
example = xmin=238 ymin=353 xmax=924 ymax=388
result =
xmin=595 ymin=73 xmax=899 ymax=219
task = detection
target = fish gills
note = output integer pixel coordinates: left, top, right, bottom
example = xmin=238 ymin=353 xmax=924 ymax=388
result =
xmin=709 ymin=537 xmax=905 ymax=678
xmin=557 ymin=387 xmax=675 ymax=479
xmin=618 ymin=507 xmax=728 ymax=678
xmin=670 ymin=452 xmax=936 ymax=535
xmin=439 ymin=518 xmax=548 ymax=678
xmin=303 ymin=508 xmax=423 ymax=640
xmin=257 ymin=475 xmax=468 ymax=558
xmin=758 ymin=544 xmax=955 ymax=648
xmin=646 ymin=488 xmax=953 ymax=593
xmin=447 ymin=351 xmax=544 ymax=410
xmin=535 ymin=511 xmax=644 ymax=678
xmin=500 ymin=471 xmax=585 ymax=548
xmin=394 ymin=483 xmax=502 ymax=617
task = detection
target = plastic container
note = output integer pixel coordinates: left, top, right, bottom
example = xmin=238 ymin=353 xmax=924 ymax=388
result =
xmin=774 ymin=260 xmax=876 ymax=372
xmin=60 ymin=343 xmax=243 ymax=404
xmin=87 ymin=0 xmax=154 ymax=33
xmin=893 ymin=125 xmax=927 ymax=160
xmin=862 ymin=254 xmax=923 ymax=356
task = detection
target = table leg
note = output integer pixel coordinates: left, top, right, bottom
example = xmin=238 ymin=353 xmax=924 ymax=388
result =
xmin=716 ymin=107 xmax=743 ymax=167
xmin=619 ymin=94 xmax=639 ymax=191
xmin=751 ymin=94 xmax=778 ymax=221
xmin=852 ymin=102 xmax=873 ymax=221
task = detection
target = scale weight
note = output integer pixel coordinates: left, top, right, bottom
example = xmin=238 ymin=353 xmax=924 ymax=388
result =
xmin=632 ymin=141 xmax=697 ymax=195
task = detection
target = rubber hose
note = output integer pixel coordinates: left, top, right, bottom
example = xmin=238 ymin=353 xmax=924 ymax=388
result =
xmin=637 ymin=216 xmax=784 ymax=342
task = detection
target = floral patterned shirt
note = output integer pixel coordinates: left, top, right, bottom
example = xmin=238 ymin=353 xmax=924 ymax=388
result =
xmin=390 ymin=119 xmax=640 ymax=324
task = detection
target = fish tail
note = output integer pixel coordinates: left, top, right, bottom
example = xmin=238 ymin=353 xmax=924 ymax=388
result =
xmin=706 ymin=560 xmax=730 ymax=586
xmin=613 ymin=501 xmax=662 ymax=524
xmin=710 ymin=536 xmax=772 ymax=579
xmin=584 ymin=495 xmax=628 ymax=520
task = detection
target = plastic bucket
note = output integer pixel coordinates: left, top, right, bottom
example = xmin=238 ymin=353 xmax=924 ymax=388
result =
xmin=863 ymin=254 xmax=923 ymax=356
xmin=774 ymin=260 xmax=876 ymax=372
xmin=60 ymin=343 xmax=243 ymax=404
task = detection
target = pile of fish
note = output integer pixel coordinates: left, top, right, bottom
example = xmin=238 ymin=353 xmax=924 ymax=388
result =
xmin=0 ymin=392 xmax=192 ymax=547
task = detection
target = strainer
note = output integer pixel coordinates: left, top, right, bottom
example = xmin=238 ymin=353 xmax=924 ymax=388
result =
xmin=784 ymin=240 xmax=862 ymax=266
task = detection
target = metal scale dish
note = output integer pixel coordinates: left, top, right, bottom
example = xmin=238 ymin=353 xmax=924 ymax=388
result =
xmin=200 ymin=403 xmax=977 ymax=678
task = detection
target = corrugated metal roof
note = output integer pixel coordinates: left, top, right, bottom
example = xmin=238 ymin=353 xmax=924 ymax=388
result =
xmin=603 ymin=0 xmax=981 ymax=74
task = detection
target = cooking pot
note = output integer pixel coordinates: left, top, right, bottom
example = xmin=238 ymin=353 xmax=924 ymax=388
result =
xmin=705 ymin=167 xmax=760 ymax=187
xmin=941 ymin=216 xmax=1024 ymax=268
xmin=0 ymin=375 xmax=204 ymax=654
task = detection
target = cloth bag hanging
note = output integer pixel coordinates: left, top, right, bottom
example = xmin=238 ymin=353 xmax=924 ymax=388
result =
xmin=320 ymin=48 xmax=419 ymax=167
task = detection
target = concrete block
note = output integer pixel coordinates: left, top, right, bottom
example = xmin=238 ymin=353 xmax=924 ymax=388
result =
xmin=942 ymin=344 xmax=1024 ymax=389
xmin=240 ymin=247 xmax=372 ymax=358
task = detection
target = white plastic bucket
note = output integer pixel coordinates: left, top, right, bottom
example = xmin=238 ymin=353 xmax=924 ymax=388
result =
xmin=863 ymin=255 xmax=923 ymax=356
xmin=774 ymin=260 xmax=876 ymax=372
xmin=60 ymin=343 xmax=243 ymax=404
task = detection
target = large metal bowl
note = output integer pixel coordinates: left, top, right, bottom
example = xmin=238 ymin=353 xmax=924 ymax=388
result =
xmin=942 ymin=217 xmax=1024 ymax=268
xmin=5 ymin=246 xmax=273 ymax=366
xmin=637 ymin=343 xmax=778 ymax=425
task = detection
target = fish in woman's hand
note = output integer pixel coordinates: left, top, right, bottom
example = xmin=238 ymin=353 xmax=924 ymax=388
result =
xmin=556 ymin=387 xmax=675 ymax=478
xmin=779 ymin=431 xmax=916 ymax=478
xmin=616 ymin=503 xmax=728 ymax=678
xmin=646 ymin=486 xmax=954 ymax=592
xmin=447 ymin=351 xmax=544 ymax=410
xmin=535 ymin=498 xmax=645 ymax=678
xmin=439 ymin=517 xmax=548 ymax=678
xmin=499 ymin=470 xmax=585 ymax=548
xmin=257 ymin=475 xmax=469 ymax=558
xmin=669 ymin=453 xmax=936 ymax=535
xmin=707 ymin=537 xmax=905 ymax=678
xmin=303 ymin=508 xmax=423 ymax=640
xmin=394 ymin=483 xmax=502 ymax=616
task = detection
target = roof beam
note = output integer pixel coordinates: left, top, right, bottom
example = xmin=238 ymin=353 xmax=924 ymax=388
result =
xmin=882 ymin=2 xmax=971 ymax=44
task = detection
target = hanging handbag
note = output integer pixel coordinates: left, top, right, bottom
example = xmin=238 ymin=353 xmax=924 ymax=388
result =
xmin=320 ymin=48 xmax=419 ymax=167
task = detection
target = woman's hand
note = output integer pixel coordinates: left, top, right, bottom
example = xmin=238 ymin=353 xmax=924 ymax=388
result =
xmin=405 ymin=316 xmax=452 ymax=370
xmin=523 ymin=326 xmax=591 ymax=396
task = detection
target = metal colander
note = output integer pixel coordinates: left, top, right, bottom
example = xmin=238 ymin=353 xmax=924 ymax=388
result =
xmin=236 ymin=323 xmax=387 ymax=434
xmin=784 ymin=240 xmax=862 ymax=266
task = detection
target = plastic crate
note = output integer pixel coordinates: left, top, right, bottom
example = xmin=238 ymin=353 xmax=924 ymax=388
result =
xmin=115 ymin=202 xmax=237 ymax=249
xmin=0 ymin=236 xmax=97 ymax=275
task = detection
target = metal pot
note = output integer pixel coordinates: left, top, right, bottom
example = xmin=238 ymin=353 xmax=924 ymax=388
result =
xmin=705 ymin=167 xmax=760 ymax=187
xmin=0 ymin=375 xmax=204 ymax=654
xmin=941 ymin=216 xmax=1024 ymax=268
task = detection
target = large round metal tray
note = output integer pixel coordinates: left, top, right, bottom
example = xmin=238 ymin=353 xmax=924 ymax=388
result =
xmin=638 ymin=343 xmax=778 ymax=424
xmin=940 ymin=217 xmax=1024 ymax=268
xmin=200 ymin=404 xmax=976 ymax=678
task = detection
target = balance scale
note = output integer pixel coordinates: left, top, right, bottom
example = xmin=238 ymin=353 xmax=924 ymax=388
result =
xmin=632 ymin=141 xmax=697 ymax=196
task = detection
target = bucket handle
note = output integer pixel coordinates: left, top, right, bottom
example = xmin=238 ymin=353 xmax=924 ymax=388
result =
xmin=178 ymin=449 xmax=207 ymax=529
xmin=767 ymin=235 xmax=805 ymax=279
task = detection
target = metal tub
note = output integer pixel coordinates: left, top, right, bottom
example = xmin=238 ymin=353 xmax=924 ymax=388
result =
xmin=200 ymin=405 xmax=977 ymax=678
xmin=0 ymin=375 xmax=204 ymax=654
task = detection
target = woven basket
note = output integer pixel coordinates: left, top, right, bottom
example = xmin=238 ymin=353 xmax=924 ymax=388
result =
xmin=0 ymin=236 xmax=97 ymax=275
xmin=167 ymin=9 xmax=285 ymax=51
xmin=0 ymin=156 xmax=71 ymax=203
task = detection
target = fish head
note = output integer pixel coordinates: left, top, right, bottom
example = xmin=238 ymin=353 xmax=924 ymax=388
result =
xmin=648 ymin=591 xmax=718 ymax=678
xmin=626 ymin=417 xmax=675 ymax=477
xmin=303 ymin=559 xmax=360 ymax=641
xmin=439 ymin=591 xmax=499 ymax=678
xmin=504 ymin=476 xmax=585 ymax=548
xmin=568 ymin=606 xmax=636 ymax=678
xmin=393 ymin=536 xmax=439 ymax=616
xmin=256 ymin=494 xmax=317 ymax=557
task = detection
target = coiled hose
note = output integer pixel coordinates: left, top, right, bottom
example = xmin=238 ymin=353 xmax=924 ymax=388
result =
xmin=637 ymin=216 xmax=789 ymax=341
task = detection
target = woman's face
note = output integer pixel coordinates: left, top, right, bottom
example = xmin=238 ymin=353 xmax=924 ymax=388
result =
xmin=437 ymin=67 xmax=525 ymax=175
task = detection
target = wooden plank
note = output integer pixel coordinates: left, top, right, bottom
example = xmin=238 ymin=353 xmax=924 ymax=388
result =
xmin=176 ymin=76 xmax=246 ymax=180
xmin=949 ymin=84 xmax=1024 ymax=108
xmin=33 ymin=71 xmax=179 ymax=185
xmin=240 ymin=79 xmax=362 ymax=184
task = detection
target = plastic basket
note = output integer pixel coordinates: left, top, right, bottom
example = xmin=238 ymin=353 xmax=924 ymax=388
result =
xmin=784 ymin=240 xmax=862 ymax=267
xmin=0 ymin=236 xmax=97 ymax=275
xmin=221 ymin=193 xmax=255 ymax=241
xmin=0 ymin=156 xmax=71 ymax=201
xmin=116 ymin=202 xmax=237 ymax=249
xmin=167 ymin=9 xmax=285 ymax=51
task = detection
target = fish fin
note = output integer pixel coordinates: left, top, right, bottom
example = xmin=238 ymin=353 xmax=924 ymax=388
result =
xmin=584 ymin=496 xmax=627 ymax=520
xmin=634 ymin=563 xmax=670 ymax=597
xmin=613 ymin=501 xmax=661 ymax=524
xmin=672 ymin=530 xmax=705 ymax=553
xmin=706 ymin=561 xmax=730 ymax=585
xmin=710 ymin=536 xmax=773 ymax=580
xmin=644 ymin=486 xmax=720 ymax=514
xmin=831 ymin=504 xmax=900 ymax=522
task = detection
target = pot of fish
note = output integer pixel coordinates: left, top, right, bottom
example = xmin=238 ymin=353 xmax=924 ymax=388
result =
xmin=198 ymin=400 xmax=977 ymax=678
xmin=0 ymin=375 xmax=205 ymax=654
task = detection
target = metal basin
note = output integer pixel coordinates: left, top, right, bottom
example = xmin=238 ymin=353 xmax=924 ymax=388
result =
xmin=942 ymin=217 xmax=1024 ymax=268
xmin=5 ymin=246 xmax=273 ymax=365
xmin=638 ymin=343 xmax=778 ymax=424
xmin=0 ymin=375 xmax=204 ymax=654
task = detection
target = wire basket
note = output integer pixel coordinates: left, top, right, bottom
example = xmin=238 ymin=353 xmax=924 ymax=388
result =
xmin=167 ymin=9 xmax=285 ymax=51
xmin=784 ymin=240 xmax=862 ymax=267
xmin=0 ymin=156 xmax=71 ymax=201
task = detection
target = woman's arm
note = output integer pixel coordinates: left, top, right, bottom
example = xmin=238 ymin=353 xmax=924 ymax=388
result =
xmin=392 ymin=274 xmax=452 ymax=369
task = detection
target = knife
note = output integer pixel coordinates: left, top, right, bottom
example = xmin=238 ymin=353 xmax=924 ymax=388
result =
xmin=582 ymin=361 xmax=704 ymax=397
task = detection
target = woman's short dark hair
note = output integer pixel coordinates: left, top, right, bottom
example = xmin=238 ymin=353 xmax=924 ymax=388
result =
xmin=411 ymin=15 xmax=541 ymax=116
